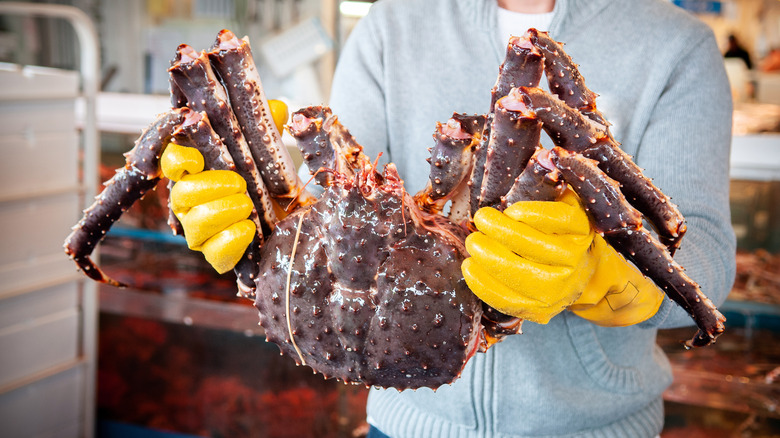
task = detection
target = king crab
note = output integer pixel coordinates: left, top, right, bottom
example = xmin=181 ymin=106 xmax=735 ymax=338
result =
xmin=65 ymin=29 xmax=724 ymax=390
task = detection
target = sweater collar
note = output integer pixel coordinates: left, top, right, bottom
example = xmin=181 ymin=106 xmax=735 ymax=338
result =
xmin=550 ymin=0 xmax=612 ymax=41
xmin=470 ymin=0 xmax=612 ymax=47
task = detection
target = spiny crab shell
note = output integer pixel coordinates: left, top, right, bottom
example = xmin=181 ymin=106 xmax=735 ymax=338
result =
xmin=255 ymin=162 xmax=483 ymax=389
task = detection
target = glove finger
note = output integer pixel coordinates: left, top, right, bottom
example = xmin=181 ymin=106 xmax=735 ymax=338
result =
xmin=269 ymin=99 xmax=289 ymax=134
xmin=503 ymin=190 xmax=591 ymax=236
xmin=473 ymin=207 xmax=592 ymax=267
xmin=465 ymin=232 xmax=574 ymax=304
xmin=180 ymin=193 xmax=254 ymax=249
xmin=161 ymin=143 xmax=205 ymax=181
xmin=201 ymin=219 xmax=256 ymax=274
xmin=462 ymin=258 xmax=562 ymax=324
xmin=170 ymin=170 xmax=247 ymax=214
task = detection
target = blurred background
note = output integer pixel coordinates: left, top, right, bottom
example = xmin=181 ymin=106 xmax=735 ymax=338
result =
xmin=0 ymin=0 xmax=779 ymax=437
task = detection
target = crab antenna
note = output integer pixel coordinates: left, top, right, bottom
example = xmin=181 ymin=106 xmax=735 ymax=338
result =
xmin=371 ymin=152 xmax=383 ymax=175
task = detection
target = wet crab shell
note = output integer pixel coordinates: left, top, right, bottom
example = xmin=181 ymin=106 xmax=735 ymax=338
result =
xmin=254 ymin=165 xmax=483 ymax=389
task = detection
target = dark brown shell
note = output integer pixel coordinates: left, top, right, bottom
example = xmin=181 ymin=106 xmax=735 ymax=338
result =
xmin=254 ymin=167 xmax=483 ymax=389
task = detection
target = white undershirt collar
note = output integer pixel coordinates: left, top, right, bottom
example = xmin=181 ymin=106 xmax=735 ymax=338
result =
xmin=496 ymin=7 xmax=554 ymax=44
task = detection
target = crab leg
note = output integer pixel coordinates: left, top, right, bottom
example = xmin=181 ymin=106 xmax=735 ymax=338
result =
xmin=478 ymin=88 xmax=542 ymax=209
xmin=490 ymin=34 xmax=544 ymax=110
xmin=207 ymin=30 xmax=314 ymax=210
xmin=169 ymin=44 xmax=277 ymax=237
xmin=172 ymin=111 xmax=239 ymax=174
xmin=414 ymin=114 xmax=523 ymax=346
xmin=64 ymin=109 xmax=187 ymax=286
xmin=288 ymin=106 xmax=367 ymax=187
xmin=515 ymin=86 xmax=687 ymax=253
xmin=525 ymin=28 xmax=608 ymax=130
xmin=502 ymin=147 xmax=566 ymax=207
xmin=415 ymin=114 xmax=485 ymax=221
xmin=548 ymin=147 xmax=725 ymax=347
xmin=470 ymin=35 xmax=545 ymax=216
xmin=166 ymin=74 xmax=189 ymax=235
xmin=469 ymin=138 xmax=489 ymax=216
xmin=166 ymin=198 xmax=185 ymax=236
xmin=479 ymin=304 xmax=525 ymax=350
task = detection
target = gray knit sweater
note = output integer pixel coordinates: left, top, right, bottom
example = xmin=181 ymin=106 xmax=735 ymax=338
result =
xmin=328 ymin=0 xmax=737 ymax=436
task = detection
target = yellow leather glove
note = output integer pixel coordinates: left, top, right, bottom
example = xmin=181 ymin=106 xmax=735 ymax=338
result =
xmin=161 ymin=143 xmax=256 ymax=274
xmin=269 ymin=99 xmax=288 ymax=134
xmin=462 ymin=189 xmax=664 ymax=326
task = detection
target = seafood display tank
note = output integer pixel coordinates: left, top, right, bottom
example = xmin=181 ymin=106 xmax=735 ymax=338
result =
xmin=96 ymin=234 xmax=369 ymax=438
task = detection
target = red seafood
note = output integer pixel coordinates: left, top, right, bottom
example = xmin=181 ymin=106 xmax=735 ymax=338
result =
xmin=65 ymin=28 xmax=724 ymax=390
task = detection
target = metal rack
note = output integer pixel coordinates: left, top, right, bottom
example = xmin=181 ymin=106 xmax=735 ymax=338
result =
xmin=0 ymin=3 xmax=99 ymax=437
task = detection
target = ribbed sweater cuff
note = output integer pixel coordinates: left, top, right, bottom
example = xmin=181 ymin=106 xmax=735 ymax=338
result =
xmin=367 ymin=392 xmax=664 ymax=438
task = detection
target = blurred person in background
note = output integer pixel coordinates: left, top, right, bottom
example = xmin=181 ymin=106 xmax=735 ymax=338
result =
xmin=724 ymin=33 xmax=753 ymax=70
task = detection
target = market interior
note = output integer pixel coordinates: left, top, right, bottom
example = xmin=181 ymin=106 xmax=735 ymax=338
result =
xmin=0 ymin=0 xmax=779 ymax=437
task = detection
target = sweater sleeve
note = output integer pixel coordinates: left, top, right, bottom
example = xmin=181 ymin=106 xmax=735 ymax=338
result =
xmin=637 ymin=31 xmax=737 ymax=330
xmin=328 ymin=10 xmax=391 ymax=163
